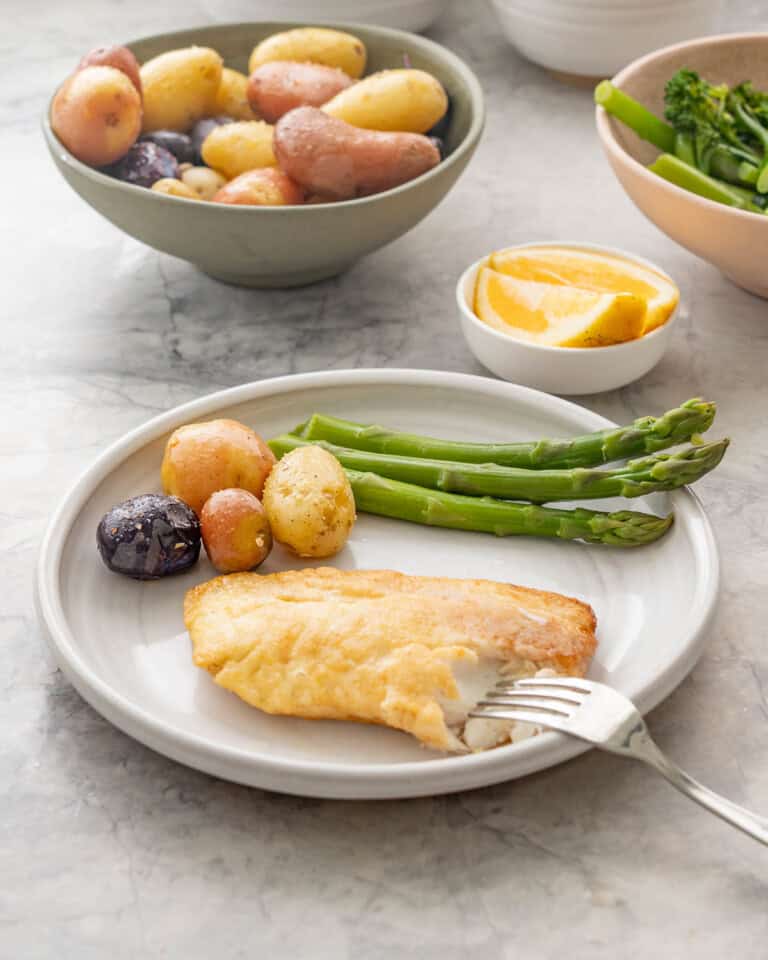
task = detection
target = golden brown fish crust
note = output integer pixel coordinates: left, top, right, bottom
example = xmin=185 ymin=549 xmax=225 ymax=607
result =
xmin=185 ymin=568 xmax=597 ymax=751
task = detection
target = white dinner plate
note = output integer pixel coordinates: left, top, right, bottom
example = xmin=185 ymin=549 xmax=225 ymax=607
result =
xmin=36 ymin=370 xmax=719 ymax=798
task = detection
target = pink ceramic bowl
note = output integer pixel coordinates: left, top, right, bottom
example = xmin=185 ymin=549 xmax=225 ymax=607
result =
xmin=596 ymin=32 xmax=768 ymax=298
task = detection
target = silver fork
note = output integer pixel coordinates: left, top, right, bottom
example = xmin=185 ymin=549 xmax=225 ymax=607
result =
xmin=470 ymin=677 xmax=768 ymax=846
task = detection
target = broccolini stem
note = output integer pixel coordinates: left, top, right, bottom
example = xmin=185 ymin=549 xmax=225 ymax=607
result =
xmin=595 ymin=81 xmax=676 ymax=152
xmin=674 ymin=132 xmax=696 ymax=166
xmin=648 ymin=154 xmax=767 ymax=212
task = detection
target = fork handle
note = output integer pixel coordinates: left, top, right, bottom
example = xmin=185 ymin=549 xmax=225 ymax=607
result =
xmin=636 ymin=735 xmax=768 ymax=846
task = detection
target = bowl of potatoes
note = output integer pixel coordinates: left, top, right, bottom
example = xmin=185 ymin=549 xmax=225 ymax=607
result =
xmin=43 ymin=21 xmax=484 ymax=288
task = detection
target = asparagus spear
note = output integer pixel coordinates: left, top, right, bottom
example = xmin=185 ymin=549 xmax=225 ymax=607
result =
xmin=346 ymin=470 xmax=673 ymax=547
xmin=294 ymin=398 xmax=715 ymax=469
xmin=269 ymin=434 xmax=729 ymax=503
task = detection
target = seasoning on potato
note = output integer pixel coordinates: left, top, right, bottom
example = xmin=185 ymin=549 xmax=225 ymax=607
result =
xmin=274 ymin=106 xmax=440 ymax=200
xmin=51 ymin=65 xmax=142 ymax=166
xmin=140 ymin=46 xmax=223 ymax=133
xmin=200 ymin=489 xmax=272 ymax=572
xmin=322 ymin=68 xmax=448 ymax=133
xmin=248 ymin=27 xmax=366 ymax=79
xmin=213 ymin=168 xmax=304 ymax=206
xmin=201 ymin=120 xmax=276 ymax=179
xmin=247 ymin=61 xmax=353 ymax=124
xmin=78 ymin=45 xmax=142 ymax=95
xmin=161 ymin=419 xmax=276 ymax=514
xmin=262 ymin=445 xmax=355 ymax=558
xmin=214 ymin=67 xmax=258 ymax=121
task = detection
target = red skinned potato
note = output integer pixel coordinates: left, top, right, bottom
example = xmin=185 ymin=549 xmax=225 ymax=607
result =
xmin=213 ymin=168 xmax=304 ymax=206
xmin=51 ymin=66 xmax=142 ymax=166
xmin=247 ymin=61 xmax=353 ymax=124
xmin=274 ymin=106 xmax=440 ymax=200
xmin=161 ymin=419 xmax=276 ymax=514
xmin=200 ymin=489 xmax=272 ymax=573
xmin=78 ymin=45 xmax=142 ymax=95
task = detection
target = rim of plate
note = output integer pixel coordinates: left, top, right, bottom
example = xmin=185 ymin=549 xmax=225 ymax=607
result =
xmin=36 ymin=369 xmax=719 ymax=797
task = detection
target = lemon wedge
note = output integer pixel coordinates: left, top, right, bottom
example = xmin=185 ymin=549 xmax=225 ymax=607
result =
xmin=473 ymin=267 xmax=647 ymax=348
xmin=488 ymin=246 xmax=679 ymax=334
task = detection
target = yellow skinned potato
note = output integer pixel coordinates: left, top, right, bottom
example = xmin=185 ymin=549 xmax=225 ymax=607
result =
xmin=51 ymin=66 xmax=142 ymax=166
xmin=248 ymin=27 xmax=366 ymax=79
xmin=214 ymin=67 xmax=258 ymax=120
xmin=140 ymin=46 xmax=223 ymax=132
xmin=322 ymin=69 xmax=447 ymax=133
xmin=161 ymin=419 xmax=276 ymax=515
xmin=274 ymin=106 xmax=440 ymax=200
xmin=181 ymin=165 xmax=226 ymax=200
xmin=263 ymin=445 xmax=355 ymax=559
xmin=201 ymin=120 xmax=276 ymax=179
xmin=151 ymin=178 xmax=198 ymax=199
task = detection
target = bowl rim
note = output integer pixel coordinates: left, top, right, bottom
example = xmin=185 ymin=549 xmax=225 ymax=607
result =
xmin=456 ymin=240 xmax=678 ymax=355
xmin=595 ymin=30 xmax=768 ymax=228
xmin=43 ymin=18 xmax=486 ymax=213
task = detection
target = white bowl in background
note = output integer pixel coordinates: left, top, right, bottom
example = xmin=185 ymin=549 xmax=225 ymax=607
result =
xmin=488 ymin=0 xmax=723 ymax=78
xmin=456 ymin=242 xmax=678 ymax=395
xmin=238 ymin=1 xmax=451 ymax=33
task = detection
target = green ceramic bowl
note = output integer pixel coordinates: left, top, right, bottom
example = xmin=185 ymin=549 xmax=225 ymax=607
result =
xmin=43 ymin=21 xmax=485 ymax=288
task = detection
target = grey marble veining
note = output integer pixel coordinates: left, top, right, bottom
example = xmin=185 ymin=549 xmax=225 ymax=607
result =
xmin=3 ymin=1 xmax=768 ymax=956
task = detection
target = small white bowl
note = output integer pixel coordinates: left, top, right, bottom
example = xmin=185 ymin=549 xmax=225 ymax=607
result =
xmin=488 ymin=0 xmax=723 ymax=78
xmin=456 ymin=242 xmax=678 ymax=395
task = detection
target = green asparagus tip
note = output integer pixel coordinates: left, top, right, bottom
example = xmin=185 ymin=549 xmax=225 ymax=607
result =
xmin=622 ymin=438 xmax=729 ymax=496
xmin=586 ymin=510 xmax=674 ymax=547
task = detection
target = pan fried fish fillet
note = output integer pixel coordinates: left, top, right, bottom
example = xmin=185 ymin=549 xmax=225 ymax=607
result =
xmin=185 ymin=568 xmax=597 ymax=752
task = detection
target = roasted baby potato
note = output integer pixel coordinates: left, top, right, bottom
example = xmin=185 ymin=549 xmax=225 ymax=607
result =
xmin=97 ymin=494 xmax=200 ymax=580
xmin=274 ymin=106 xmax=440 ymax=199
xmin=51 ymin=66 xmax=142 ymax=166
xmin=322 ymin=69 xmax=448 ymax=133
xmin=161 ymin=419 xmax=276 ymax=514
xmin=248 ymin=27 xmax=366 ymax=79
xmin=151 ymin=177 xmax=197 ymax=199
xmin=263 ymin=445 xmax=355 ymax=558
xmin=78 ymin=45 xmax=142 ymax=94
xmin=109 ymin=140 xmax=179 ymax=186
xmin=200 ymin=488 xmax=272 ymax=573
xmin=200 ymin=120 xmax=276 ymax=179
xmin=212 ymin=168 xmax=304 ymax=205
xmin=246 ymin=61 xmax=353 ymax=123
xmin=181 ymin=165 xmax=226 ymax=200
xmin=214 ymin=67 xmax=258 ymax=120
xmin=140 ymin=46 xmax=223 ymax=132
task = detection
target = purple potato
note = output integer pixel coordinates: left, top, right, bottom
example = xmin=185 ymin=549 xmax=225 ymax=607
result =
xmin=139 ymin=130 xmax=195 ymax=164
xmin=107 ymin=141 xmax=179 ymax=187
xmin=97 ymin=493 xmax=200 ymax=579
xmin=190 ymin=115 xmax=233 ymax=162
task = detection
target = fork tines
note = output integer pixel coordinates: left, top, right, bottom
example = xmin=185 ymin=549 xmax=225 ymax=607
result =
xmin=469 ymin=676 xmax=592 ymax=723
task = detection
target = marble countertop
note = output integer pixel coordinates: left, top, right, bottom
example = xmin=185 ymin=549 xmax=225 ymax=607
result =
xmin=4 ymin=1 xmax=768 ymax=956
